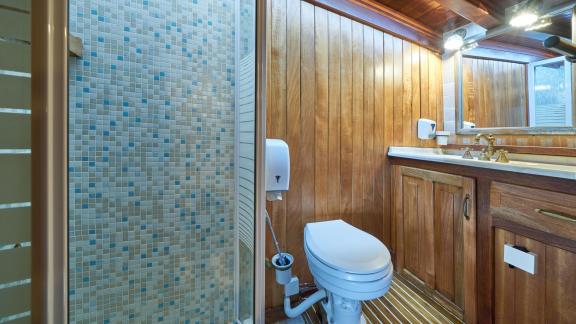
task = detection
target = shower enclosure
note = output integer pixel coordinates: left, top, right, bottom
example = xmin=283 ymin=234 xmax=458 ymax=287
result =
xmin=25 ymin=0 xmax=266 ymax=323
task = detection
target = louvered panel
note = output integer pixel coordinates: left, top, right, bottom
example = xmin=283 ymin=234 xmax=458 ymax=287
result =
xmin=237 ymin=52 xmax=255 ymax=253
xmin=0 ymin=113 xmax=30 ymax=148
xmin=239 ymin=131 xmax=255 ymax=144
xmin=0 ymin=42 xmax=30 ymax=73
xmin=0 ymin=207 xmax=30 ymax=244
xmin=0 ymin=0 xmax=31 ymax=12
xmin=238 ymin=142 xmax=254 ymax=156
xmin=2 ymin=316 xmax=30 ymax=324
xmin=0 ymin=75 xmax=30 ymax=108
xmin=0 ymin=247 xmax=31 ymax=284
xmin=0 ymin=8 xmax=30 ymax=42
xmin=0 ymin=155 xmax=30 ymax=204
xmin=535 ymin=104 xmax=567 ymax=126
xmin=0 ymin=283 xmax=30 ymax=318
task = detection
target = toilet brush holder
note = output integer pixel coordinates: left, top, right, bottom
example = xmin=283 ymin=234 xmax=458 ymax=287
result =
xmin=272 ymin=253 xmax=294 ymax=285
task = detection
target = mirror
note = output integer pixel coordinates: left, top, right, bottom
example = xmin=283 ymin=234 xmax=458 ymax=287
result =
xmin=456 ymin=4 xmax=576 ymax=134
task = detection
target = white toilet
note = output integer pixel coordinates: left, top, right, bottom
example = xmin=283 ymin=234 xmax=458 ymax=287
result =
xmin=304 ymin=219 xmax=393 ymax=324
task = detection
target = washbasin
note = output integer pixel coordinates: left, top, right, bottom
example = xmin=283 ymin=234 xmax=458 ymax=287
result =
xmin=388 ymin=147 xmax=576 ymax=180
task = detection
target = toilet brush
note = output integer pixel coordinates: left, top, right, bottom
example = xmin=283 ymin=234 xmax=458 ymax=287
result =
xmin=265 ymin=209 xmax=288 ymax=266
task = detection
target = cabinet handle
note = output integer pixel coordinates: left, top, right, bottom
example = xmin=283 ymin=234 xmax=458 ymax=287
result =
xmin=463 ymin=194 xmax=471 ymax=220
xmin=534 ymin=208 xmax=576 ymax=223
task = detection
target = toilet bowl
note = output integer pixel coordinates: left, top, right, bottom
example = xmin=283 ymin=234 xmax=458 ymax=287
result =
xmin=304 ymin=220 xmax=393 ymax=324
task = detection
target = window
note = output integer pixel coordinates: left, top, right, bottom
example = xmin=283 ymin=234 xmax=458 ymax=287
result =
xmin=528 ymin=56 xmax=573 ymax=127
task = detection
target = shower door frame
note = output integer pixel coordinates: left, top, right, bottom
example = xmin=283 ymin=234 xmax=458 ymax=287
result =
xmin=30 ymin=0 xmax=267 ymax=322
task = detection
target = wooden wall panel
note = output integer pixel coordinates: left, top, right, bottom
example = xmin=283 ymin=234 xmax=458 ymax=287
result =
xmin=267 ymin=0 xmax=288 ymax=308
xmin=285 ymin=0 xmax=307 ymax=302
xmin=266 ymin=0 xmax=444 ymax=307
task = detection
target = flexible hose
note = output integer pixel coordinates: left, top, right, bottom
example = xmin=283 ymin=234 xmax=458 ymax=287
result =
xmin=284 ymin=289 xmax=327 ymax=318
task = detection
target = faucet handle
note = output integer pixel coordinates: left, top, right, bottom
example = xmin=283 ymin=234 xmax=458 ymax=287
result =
xmin=495 ymin=150 xmax=510 ymax=163
xmin=462 ymin=147 xmax=473 ymax=159
xmin=478 ymin=148 xmax=491 ymax=161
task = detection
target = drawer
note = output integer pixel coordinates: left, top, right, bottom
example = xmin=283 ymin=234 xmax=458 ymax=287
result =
xmin=491 ymin=182 xmax=576 ymax=242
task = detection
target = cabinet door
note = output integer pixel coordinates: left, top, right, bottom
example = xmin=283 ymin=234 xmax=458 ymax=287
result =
xmin=392 ymin=166 xmax=476 ymax=323
xmin=495 ymin=228 xmax=576 ymax=324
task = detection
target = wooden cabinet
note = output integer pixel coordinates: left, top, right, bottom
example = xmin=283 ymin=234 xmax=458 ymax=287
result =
xmin=392 ymin=166 xmax=476 ymax=323
xmin=494 ymin=229 xmax=576 ymax=323
xmin=491 ymin=182 xmax=576 ymax=323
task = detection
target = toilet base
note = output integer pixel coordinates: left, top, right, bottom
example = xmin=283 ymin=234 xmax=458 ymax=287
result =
xmin=320 ymin=291 xmax=364 ymax=324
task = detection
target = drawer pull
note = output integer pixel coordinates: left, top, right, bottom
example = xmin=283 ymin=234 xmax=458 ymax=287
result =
xmin=463 ymin=194 xmax=471 ymax=220
xmin=534 ymin=208 xmax=576 ymax=223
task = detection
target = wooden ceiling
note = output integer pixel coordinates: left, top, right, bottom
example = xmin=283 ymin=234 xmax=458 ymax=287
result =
xmin=306 ymin=0 xmax=573 ymax=55
xmin=374 ymin=0 xmax=472 ymax=33
xmin=369 ymin=0 xmax=534 ymax=33
xmin=308 ymin=0 xmax=573 ymax=55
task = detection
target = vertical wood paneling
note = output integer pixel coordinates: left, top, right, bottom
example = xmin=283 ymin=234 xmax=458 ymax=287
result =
xmin=383 ymin=33 xmax=394 ymax=247
xmin=314 ymin=7 xmax=329 ymax=221
xmin=300 ymin=0 xmax=316 ymax=287
xmin=284 ymin=0 xmax=305 ymax=299
xmin=432 ymin=53 xmax=444 ymax=132
xmin=363 ymin=26 xmax=374 ymax=234
xmin=327 ymin=12 xmax=341 ymax=221
xmin=339 ymin=17 xmax=353 ymax=226
xmin=267 ymin=0 xmax=287 ymax=308
xmin=393 ymin=37 xmax=404 ymax=146
xmin=373 ymin=30 xmax=384 ymax=241
xmin=411 ymin=43 xmax=421 ymax=147
xmin=266 ymin=0 xmax=445 ymax=307
xmin=351 ymin=21 xmax=364 ymax=229
xmin=402 ymin=41 xmax=412 ymax=148
xmin=462 ymin=57 xmax=528 ymax=128
xmin=419 ymin=48 xmax=430 ymax=148
xmin=450 ymin=56 xmax=576 ymax=148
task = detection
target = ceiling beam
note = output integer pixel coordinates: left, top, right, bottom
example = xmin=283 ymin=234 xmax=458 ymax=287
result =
xmin=478 ymin=39 xmax=557 ymax=58
xmin=304 ymin=0 xmax=443 ymax=51
xmin=435 ymin=0 xmax=502 ymax=29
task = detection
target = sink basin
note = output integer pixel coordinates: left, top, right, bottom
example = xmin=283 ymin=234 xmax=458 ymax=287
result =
xmin=388 ymin=147 xmax=576 ymax=180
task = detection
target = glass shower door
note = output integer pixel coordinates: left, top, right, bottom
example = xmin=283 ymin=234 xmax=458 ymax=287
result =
xmin=67 ymin=0 xmax=256 ymax=322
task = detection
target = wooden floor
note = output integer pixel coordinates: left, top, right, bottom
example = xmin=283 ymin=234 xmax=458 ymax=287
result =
xmin=300 ymin=274 xmax=463 ymax=324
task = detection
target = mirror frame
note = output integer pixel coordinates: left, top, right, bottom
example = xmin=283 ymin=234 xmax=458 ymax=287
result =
xmin=455 ymin=16 xmax=576 ymax=136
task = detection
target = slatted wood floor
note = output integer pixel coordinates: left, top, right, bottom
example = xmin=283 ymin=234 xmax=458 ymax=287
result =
xmin=301 ymin=274 xmax=463 ymax=324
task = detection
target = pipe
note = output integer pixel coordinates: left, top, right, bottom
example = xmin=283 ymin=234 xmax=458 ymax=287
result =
xmin=284 ymin=289 xmax=327 ymax=319
xmin=462 ymin=0 xmax=576 ymax=46
xmin=543 ymin=36 xmax=576 ymax=61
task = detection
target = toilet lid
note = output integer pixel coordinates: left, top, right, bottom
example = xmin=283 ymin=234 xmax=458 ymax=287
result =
xmin=304 ymin=220 xmax=391 ymax=274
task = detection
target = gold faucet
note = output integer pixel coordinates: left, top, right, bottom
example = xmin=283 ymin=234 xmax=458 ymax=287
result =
xmin=474 ymin=133 xmax=496 ymax=160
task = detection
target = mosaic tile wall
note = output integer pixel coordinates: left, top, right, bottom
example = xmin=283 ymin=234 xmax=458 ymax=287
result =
xmin=68 ymin=0 xmax=237 ymax=322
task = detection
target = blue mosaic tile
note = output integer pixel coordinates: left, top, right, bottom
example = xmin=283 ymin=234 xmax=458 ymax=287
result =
xmin=68 ymin=0 xmax=237 ymax=322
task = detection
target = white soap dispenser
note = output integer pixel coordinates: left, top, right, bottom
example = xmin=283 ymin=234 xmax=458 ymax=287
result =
xmin=265 ymin=139 xmax=290 ymax=201
xmin=417 ymin=119 xmax=437 ymax=140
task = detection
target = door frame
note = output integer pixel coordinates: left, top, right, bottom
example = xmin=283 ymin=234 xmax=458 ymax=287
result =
xmin=31 ymin=0 xmax=69 ymax=322
xmin=30 ymin=0 xmax=267 ymax=322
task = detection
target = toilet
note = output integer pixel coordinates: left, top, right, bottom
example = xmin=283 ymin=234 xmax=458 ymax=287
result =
xmin=304 ymin=219 xmax=393 ymax=324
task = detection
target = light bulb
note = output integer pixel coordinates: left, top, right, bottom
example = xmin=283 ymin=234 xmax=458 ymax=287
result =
xmin=444 ymin=33 xmax=464 ymax=51
xmin=509 ymin=11 xmax=539 ymax=27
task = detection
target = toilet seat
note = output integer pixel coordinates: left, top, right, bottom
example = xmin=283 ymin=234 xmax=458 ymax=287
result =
xmin=304 ymin=220 xmax=393 ymax=301
xmin=304 ymin=220 xmax=392 ymax=274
